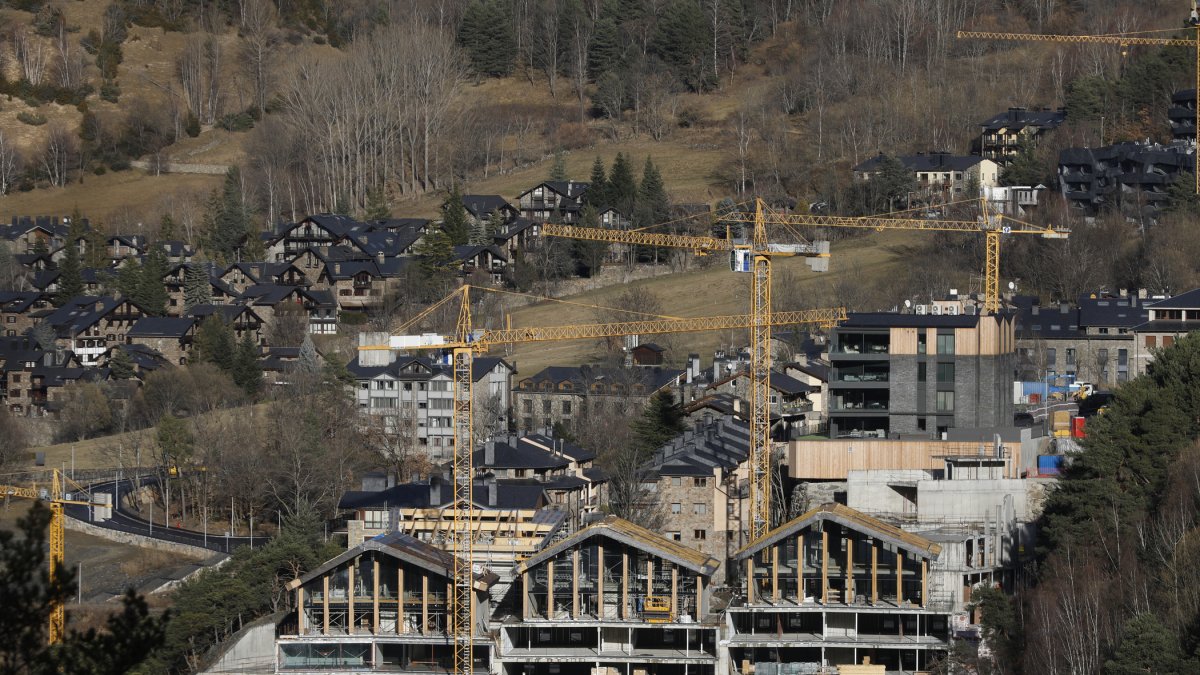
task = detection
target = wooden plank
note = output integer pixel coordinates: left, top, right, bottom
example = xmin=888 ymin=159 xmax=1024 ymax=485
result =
xmin=896 ymin=551 xmax=904 ymax=606
xmin=821 ymin=529 xmax=829 ymax=604
xmin=797 ymin=533 xmax=804 ymax=602
xmin=597 ymin=543 xmax=605 ymax=619
xmin=772 ymin=545 xmax=780 ymax=602
xmin=548 ymin=559 xmax=556 ymax=620
xmin=573 ymin=550 xmax=580 ymax=619
xmin=322 ymin=575 xmax=329 ymax=635
xmin=372 ymin=557 xmax=380 ymax=634
xmin=891 ymin=327 xmax=918 ymax=355
xmin=696 ymin=574 xmax=704 ymax=618
xmin=398 ymin=566 xmax=404 ymax=634
xmin=422 ymin=572 xmax=428 ymax=634
xmin=348 ymin=559 xmax=356 ymax=635
xmin=621 ymin=550 xmax=629 ymax=620
xmin=297 ymin=586 xmax=305 ymax=634
xmin=871 ymin=541 xmax=878 ymax=605
xmin=671 ymin=566 xmax=678 ymax=620
xmin=521 ymin=569 xmax=529 ymax=620
xmin=745 ymin=557 xmax=754 ymax=603
xmin=845 ymin=533 xmax=854 ymax=604
xmin=922 ymin=559 xmax=928 ymax=609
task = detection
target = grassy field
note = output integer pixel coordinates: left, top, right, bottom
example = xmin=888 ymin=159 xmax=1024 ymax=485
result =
xmin=497 ymin=231 xmax=913 ymax=376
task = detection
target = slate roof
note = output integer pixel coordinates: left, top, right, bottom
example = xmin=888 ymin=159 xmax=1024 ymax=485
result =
xmin=1146 ymin=288 xmax=1200 ymax=310
xmin=979 ymin=108 xmax=1066 ymax=133
xmin=517 ymin=365 xmax=683 ymax=394
xmin=855 ymin=153 xmax=987 ymax=173
xmin=114 ymin=343 xmax=169 ymax=372
xmin=453 ymin=244 xmax=507 ymax=263
xmin=189 ymin=304 xmax=262 ymax=324
xmin=462 ymin=195 xmax=515 ymax=218
xmin=709 ymin=368 xmax=814 ymax=396
xmin=42 ymin=296 xmax=139 ymax=337
xmin=295 ymin=531 xmax=495 ymax=591
xmin=474 ymin=438 xmax=571 ymax=471
xmin=516 ymin=515 xmax=719 ymax=576
xmin=1012 ymin=296 xmax=1079 ymax=340
xmin=297 ymin=214 xmax=361 ymax=238
xmin=1076 ymin=292 xmax=1150 ymax=328
xmin=338 ymin=477 xmax=548 ymax=511
xmin=841 ymin=312 xmax=982 ymax=329
xmin=239 ymin=284 xmax=306 ymax=306
xmin=648 ymin=414 xmax=751 ymax=477
xmin=128 ymin=317 xmax=196 ymax=338
xmin=348 ymin=354 xmax=511 ymax=383
xmin=0 ymin=292 xmax=46 ymax=313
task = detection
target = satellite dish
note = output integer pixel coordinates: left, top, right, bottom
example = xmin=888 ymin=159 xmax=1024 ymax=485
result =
xmin=904 ymin=299 xmax=912 ymax=308
xmin=1008 ymin=281 xmax=1016 ymax=290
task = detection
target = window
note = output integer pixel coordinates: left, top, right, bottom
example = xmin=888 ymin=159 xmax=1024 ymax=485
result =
xmin=11 ymin=375 xmax=19 ymax=383
xmin=523 ymin=400 xmax=532 ymax=413
xmin=693 ymin=503 xmax=707 ymax=515
xmin=1098 ymin=348 xmax=1108 ymax=365
xmin=1145 ymin=335 xmax=1157 ymax=348
xmin=1118 ymin=349 xmax=1128 ymax=366
xmin=542 ymin=400 xmax=552 ymax=414
xmin=917 ymin=333 xmax=927 ymax=354
xmin=1046 ymin=348 xmax=1056 ymax=365
xmin=937 ymin=391 xmax=955 ymax=411
xmin=671 ymin=503 xmax=681 ymax=514
xmin=693 ymin=477 xmax=708 ymax=488
xmin=671 ymin=476 xmax=682 ymax=486
xmin=5 ymin=317 xmax=13 ymax=323
xmin=917 ymin=363 xmax=926 ymax=382
xmin=917 ymin=418 xmax=927 ymax=431
xmin=937 ymin=362 xmax=955 ymax=383
xmin=561 ymin=401 xmax=572 ymax=415
xmin=693 ymin=530 xmax=707 ymax=540
xmin=1164 ymin=335 xmax=1176 ymax=347
xmin=669 ymin=532 xmax=681 ymax=542
xmin=1065 ymin=348 xmax=1076 ymax=366
xmin=936 ymin=334 xmax=955 ymax=354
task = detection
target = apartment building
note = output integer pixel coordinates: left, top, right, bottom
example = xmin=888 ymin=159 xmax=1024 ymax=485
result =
xmin=512 ymin=365 xmax=683 ymax=433
xmin=978 ymin=107 xmax=1066 ymax=164
xmin=827 ymin=311 xmax=1016 ymax=438
xmin=1058 ymin=141 xmax=1194 ymax=216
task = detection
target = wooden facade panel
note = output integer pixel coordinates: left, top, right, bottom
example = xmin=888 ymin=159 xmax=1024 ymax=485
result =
xmin=954 ymin=327 xmax=978 ymax=356
xmin=890 ymin=327 xmax=918 ymax=355
xmin=788 ymin=440 xmax=1022 ymax=479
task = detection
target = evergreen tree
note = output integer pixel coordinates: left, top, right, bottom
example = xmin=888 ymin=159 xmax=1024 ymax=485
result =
xmin=135 ymin=247 xmax=170 ymax=316
xmin=652 ymin=0 xmax=713 ymax=92
xmin=159 ymin=213 xmax=177 ymax=240
xmin=999 ymin=137 xmax=1048 ymax=187
xmin=192 ymin=315 xmax=236 ymax=372
xmin=204 ymin=167 xmax=252 ymax=262
xmin=441 ymin=185 xmax=471 ymax=246
xmin=1104 ymin=612 xmax=1183 ymax=675
xmin=156 ymin=412 xmax=193 ymax=467
xmin=84 ymin=222 xmax=107 ymax=270
xmin=469 ymin=216 xmax=490 ymax=246
xmin=485 ymin=208 xmax=507 ymax=238
xmin=108 ymin=347 xmax=135 ymax=380
xmin=31 ymin=323 xmax=56 ymax=352
xmin=631 ymin=390 xmax=686 ymax=452
xmin=458 ymin=0 xmax=516 ymax=77
xmin=585 ymin=156 xmax=610 ymax=208
xmin=114 ymin=260 xmax=141 ymax=300
xmin=588 ymin=16 xmax=621 ymax=78
xmin=53 ymin=241 xmax=84 ymax=306
xmin=0 ymin=503 xmax=167 ymax=673
xmin=298 ymin=334 xmax=320 ymax=374
xmin=571 ymin=204 xmax=608 ymax=277
xmin=365 ymin=184 xmax=391 ymax=220
xmin=608 ymin=153 xmax=638 ymax=217
xmin=232 ymin=332 xmax=262 ymax=396
xmin=549 ymin=151 xmax=568 ymax=181
xmin=414 ymin=228 xmax=457 ymax=276
xmin=635 ymin=157 xmax=669 ymax=228
xmin=183 ymin=264 xmax=212 ymax=314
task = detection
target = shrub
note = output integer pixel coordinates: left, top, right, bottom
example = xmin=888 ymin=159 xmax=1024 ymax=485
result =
xmin=16 ymin=111 xmax=46 ymax=126
xmin=185 ymin=112 xmax=200 ymax=137
xmin=551 ymin=121 xmax=593 ymax=150
xmin=93 ymin=166 xmax=107 ymax=176
xmin=217 ymin=112 xmax=255 ymax=132
xmin=100 ymin=82 xmax=120 ymax=103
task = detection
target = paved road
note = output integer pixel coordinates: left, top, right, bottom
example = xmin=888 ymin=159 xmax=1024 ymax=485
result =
xmin=65 ymin=476 xmax=264 ymax=554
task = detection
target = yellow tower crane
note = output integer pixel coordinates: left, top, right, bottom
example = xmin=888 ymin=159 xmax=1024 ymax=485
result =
xmin=958 ymin=0 xmax=1200 ymax=193
xmin=545 ymin=199 xmax=832 ymax=544
xmin=1 ymin=468 xmax=106 ymax=643
xmin=724 ymin=199 xmax=1069 ymax=314
xmin=359 ymin=286 xmax=845 ymax=675
xmin=545 ymin=197 xmax=1066 ymax=535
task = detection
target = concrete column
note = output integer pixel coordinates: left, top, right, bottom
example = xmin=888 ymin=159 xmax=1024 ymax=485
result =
xmin=373 ymin=558 xmax=380 ymax=634
xmin=322 ymin=576 xmax=329 ymax=635
xmin=821 ymin=529 xmax=829 ymax=604
xmin=348 ymin=560 xmax=356 ymax=634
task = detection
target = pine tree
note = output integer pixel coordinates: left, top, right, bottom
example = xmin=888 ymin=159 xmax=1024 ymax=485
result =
xmin=204 ymin=167 xmax=252 ymax=262
xmin=652 ymin=0 xmax=713 ymax=92
xmin=635 ymin=156 xmax=669 ymax=228
xmin=571 ymin=204 xmax=608 ymax=277
xmin=586 ymin=156 xmax=610 ymax=208
xmin=298 ymin=334 xmax=320 ymax=374
xmin=365 ymin=184 xmax=391 ymax=220
xmin=84 ymin=222 xmax=107 ymax=270
xmin=441 ymin=185 xmax=471 ymax=246
xmin=631 ymin=390 xmax=686 ymax=452
xmin=115 ymin=260 xmax=141 ymax=300
xmin=549 ymin=151 xmax=568 ymax=181
xmin=159 ymin=213 xmax=177 ymax=240
xmin=588 ymin=16 xmax=621 ymax=78
xmin=485 ymin=208 xmax=507 ymax=238
xmin=108 ymin=347 xmax=136 ymax=380
xmin=53 ymin=241 xmax=84 ymax=306
xmin=458 ymin=0 xmax=516 ymax=77
xmin=469 ymin=217 xmax=490 ymax=246
xmin=232 ymin=332 xmax=262 ymax=396
xmin=608 ymin=153 xmax=638 ymax=217
xmin=414 ymin=228 xmax=457 ymax=276
xmin=193 ymin=315 xmax=235 ymax=372
xmin=135 ymin=247 xmax=170 ymax=316
xmin=183 ymin=264 xmax=212 ymax=314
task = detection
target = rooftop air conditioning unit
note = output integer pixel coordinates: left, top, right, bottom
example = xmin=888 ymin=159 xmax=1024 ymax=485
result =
xmin=930 ymin=305 xmax=942 ymax=315
xmin=914 ymin=305 xmax=928 ymax=315
xmin=945 ymin=305 xmax=959 ymax=316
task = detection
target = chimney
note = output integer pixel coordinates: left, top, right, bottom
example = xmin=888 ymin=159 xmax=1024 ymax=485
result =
xmin=376 ymin=251 xmax=384 ymax=265
xmin=484 ymin=440 xmax=495 ymax=466
xmin=429 ymin=475 xmax=442 ymax=505
xmin=387 ymin=470 xmax=396 ymax=489
xmin=486 ymin=474 xmax=498 ymax=507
